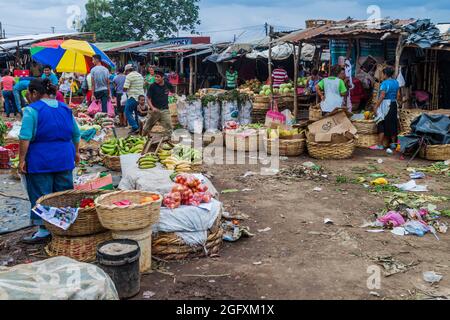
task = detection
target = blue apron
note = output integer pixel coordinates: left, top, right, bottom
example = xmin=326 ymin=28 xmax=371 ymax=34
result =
xmin=26 ymin=100 xmax=75 ymax=174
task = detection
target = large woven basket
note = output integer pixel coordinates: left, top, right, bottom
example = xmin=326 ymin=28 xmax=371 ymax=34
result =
xmin=355 ymin=134 xmax=379 ymax=148
xmin=251 ymin=109 xmax=267 ymax=123
xmin=352 ymin=119 xmax=377 ymax=134
xmin=307 ymin=139 xmax=355 ymax=159
xmin=252 ymin=102 xmax=270 ymax=110
xmin=100 ymin=151 xmax=121 ymax=172
xmin=225 ymin=130 xmax=262 ymax=152
xmin=152 ymin=215 xmax=223 ymax=261
xmin=399 ymin=109 xmax=423 ymax=134
xmin=253 ymin=95 xmax=270 ymax=104
xmin=38 ymin=190 xmax=110 ymax=237
xmin=419 ymin=144 xmax=450 ymax=161
xmin=265 ymin=138 xmax=306 ymax=156
xmin=309 ymin=105 xmax=322 ymax=122
xmin=95 ymin=191 xmax=162 ymax=231
xmin=45 ymin=231 xmax=112 ymax=262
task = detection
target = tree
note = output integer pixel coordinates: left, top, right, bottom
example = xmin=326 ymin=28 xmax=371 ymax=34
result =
xmin=82 ymin=0 xmax=200 ymax=41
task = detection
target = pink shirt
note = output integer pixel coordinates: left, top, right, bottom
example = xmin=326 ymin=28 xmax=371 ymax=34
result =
xmin=1 ymin=76 xmax=15 ymax=91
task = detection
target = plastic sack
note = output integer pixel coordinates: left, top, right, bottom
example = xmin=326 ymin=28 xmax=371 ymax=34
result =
xmin=203 ymin=102 xmax=221 ymax=133
xmin=6 ymin=122 xmax=22 ymax=140
xmin=404 ymin=220 xmax=429 ymax=237
xmin=0 ymin=257 xmax=118 ymax=300
xmin=176 ymin=97 xmax=189 ymax=129
xmin=120 ymin=93 xmax=128 ymax=106
xmin=186 ymin=100 xmax=203 ymax=134
xmin=238 ymin=100 xmax=253 ymax=126
xmin=397 ymin=70 xmax=406 ymax=87
xmin=87 ymin=100 xmax=101 ymax=116
xmin=107 ymin=99 xmax=115 ymax=118
xmin=221 ymin=101 xmax=239 ymax=129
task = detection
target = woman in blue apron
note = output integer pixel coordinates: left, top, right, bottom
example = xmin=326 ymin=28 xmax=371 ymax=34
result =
xmin=370 ymin=67 xmax=400 ymax=151
xmin=19 ymin=78 xmax=81 ymax=244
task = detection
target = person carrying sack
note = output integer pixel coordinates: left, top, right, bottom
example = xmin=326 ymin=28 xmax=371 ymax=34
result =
xmin=142 ymin=69 xmax=175 ymax=138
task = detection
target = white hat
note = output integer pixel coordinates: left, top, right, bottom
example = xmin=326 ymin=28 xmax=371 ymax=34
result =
xmin=124 ymin=64 xmax=134 ymax=71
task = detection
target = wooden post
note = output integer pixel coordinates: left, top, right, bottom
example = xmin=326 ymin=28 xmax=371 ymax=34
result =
xmin=293 ymin=42 xmax=301 ymax=119
xmin=268 ymin=26 xmax=274 ymax=106
xmin=394 ymin=34 xmax=405 ymax=78
xmin=189 ymin=57 xmax=194 ymax=95
xmin=194 ymin=55 xmax=198 ymax=92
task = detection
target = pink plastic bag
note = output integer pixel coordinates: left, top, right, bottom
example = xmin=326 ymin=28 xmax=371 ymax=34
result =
xmin=107 ymin=99 xmax=115 ymax=118
xmin=87 ymin=100 xmax=101 ymax=116
xmin=378 ymin=211 xmax=406 ymax=227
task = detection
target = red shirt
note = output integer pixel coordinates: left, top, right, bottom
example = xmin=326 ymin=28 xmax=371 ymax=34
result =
xmin=1 ymin=76 xmax=15 ymax=91
xmin=272 ymin=68 xmax=288 ymax=88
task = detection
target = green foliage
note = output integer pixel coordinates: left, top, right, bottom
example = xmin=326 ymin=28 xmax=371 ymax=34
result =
xmin=82 ymin=0 xmax=201 ymax=41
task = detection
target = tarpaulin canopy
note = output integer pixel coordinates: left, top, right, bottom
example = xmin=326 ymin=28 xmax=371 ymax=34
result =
xmin=245 ymin=43 xmax=316 ymax=61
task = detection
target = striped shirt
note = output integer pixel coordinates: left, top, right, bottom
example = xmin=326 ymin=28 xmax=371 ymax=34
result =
xmin=124 ymin=71 xmax=145 ymax=100
xmin=226 ymin=71 xmax=238 ymax=88
xmin=272 ymin=68 xmax=288 ymax=88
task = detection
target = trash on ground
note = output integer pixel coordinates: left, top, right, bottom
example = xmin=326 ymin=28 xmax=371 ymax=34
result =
xmin=253 ymin=261 xmax=262 ymax=265
xmin=394 ymin=180 xmax=428 ymax=192
xmin=221 ymin=189 xmax=240 ymax=194
xmin=222 ymin=220 xmax=254 ymax=242
xmin=391 ymin=227 xmax=407 ymax=236
xmin=313 ymin=187 xmax=322 ymax=192
xmin=409 ymin=172 xmax=426 ymax=179
xmin=258 ymin=227 xmax=271 ymax=233
xmin=422 ymin=271 xmax=443 ymax=284
xmin=143 ymin=291 xmax=156 ymax=299
xmin=324 ymin=218 xmax=334 ymax=225
xmin=374 ymin=256 xmax=420 ymax=277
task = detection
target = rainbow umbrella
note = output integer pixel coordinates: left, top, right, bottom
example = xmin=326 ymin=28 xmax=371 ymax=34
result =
xmin=31 ymin=39 xmax=115 ymax=74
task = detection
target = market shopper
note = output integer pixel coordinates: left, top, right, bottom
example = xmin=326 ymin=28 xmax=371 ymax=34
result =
xmin=91 ymin=54 xmax=111 ymax=113
xmin=272 ymin=65 xmax=289 ymax=89
xmin=1 ymin=69 xmax=19 ymax=117
xmin=225 ymin=65 xmax=238 ymax=90
xmin=136 ymin=95 xmax=149 ymax=134
xmin=13 ymin=79 xmax=30 ymax=113
xmin=315 ymin=65 xmax=347 ymax=114
xmin=19 ymin=78 xmax=80 ymax=244
xmin=370 ymin=66 xmax=400 ymax=151
xmin=144 ymin=65 xmax=156 ymax=92
xmin=123 ymin=64 xmax=145 ymax=135
xmin=41 ymin=65 xmax=59 ymax=86
xmin=142 ymin=69 xmax=174 ymax=137
xmin=113 ymin=67 xmax=127 ymax=127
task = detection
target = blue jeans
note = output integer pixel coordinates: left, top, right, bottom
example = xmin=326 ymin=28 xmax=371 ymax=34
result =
xmin=94 ymin=90 xmax=109 ymax=113
xmin=26 ymin=170 xmax=74 ymax=226
xmin=13 ymin=89 xmax=25 ymax=115
xmin=125 ymin=97 xmax=139 ymax=131
xmin=2 ymin=90 xmax=17 ymax=116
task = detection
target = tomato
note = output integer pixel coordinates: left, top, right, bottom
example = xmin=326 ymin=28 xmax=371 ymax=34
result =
xmin=151 ymin=194 xmax=161 ymax=201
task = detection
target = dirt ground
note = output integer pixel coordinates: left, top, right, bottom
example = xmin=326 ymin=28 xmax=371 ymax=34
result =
xmin=1 ymin=148 xmax=449 ymax=300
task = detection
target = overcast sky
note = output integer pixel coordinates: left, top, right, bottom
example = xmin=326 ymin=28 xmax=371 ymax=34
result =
xmin=0 ymin=0 xmax=449 ymax=42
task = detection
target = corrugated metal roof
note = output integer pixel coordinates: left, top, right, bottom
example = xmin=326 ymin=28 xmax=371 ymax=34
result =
xmin=275 ymin=19 xmax=415 ymax=43
xmin=94 ymin=41 xmax=150 ymax=52
xmin=0 ymin=32 xmax=90 ymax=51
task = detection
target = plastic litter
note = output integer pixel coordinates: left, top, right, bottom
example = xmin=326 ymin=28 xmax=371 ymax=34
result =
xmin=324 ymin=218 xmax=334 ymax=225
xmin=391 ymin=227 xmax=407 ymax=236
xmin=394 ymin=180 xmax=428 ymax=192
xmin=410 ymin=172 xmax=426 ymax=179
xmin=403 ymin=220 xmax=429 ymax=237
xmin=377 ymin=211 xmax=406 ymax=227
xmin=257 ymin=227 xmax=271 ymax=233
xmin=422 ymin=271 xmax=443 ymax=284
xmin=313 ymin=187 xmax=322 ymax=192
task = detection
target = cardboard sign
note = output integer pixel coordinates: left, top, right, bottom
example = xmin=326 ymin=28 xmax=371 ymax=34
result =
xmin=307 ymin=110 xmax=357 ymax=143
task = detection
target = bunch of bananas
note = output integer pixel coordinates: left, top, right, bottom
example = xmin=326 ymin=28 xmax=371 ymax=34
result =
xmin=172 ymin=145 xmax=202 ymax=163
xmin=160 ymin=156 xmax=193 ymax=173
xmin=101 ymin=137 xmax=146 ymax=156
xmin=157 ymin=143 xmax=175 ymax=161
xmin=138 ymin=153 xmax=159 ymax=169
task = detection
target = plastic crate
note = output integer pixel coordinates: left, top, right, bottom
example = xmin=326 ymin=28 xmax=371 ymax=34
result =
xmin=0 ymin=150 xmax=10 ymax=169
xmin=4 ymin=144 xmax=19 ymax=158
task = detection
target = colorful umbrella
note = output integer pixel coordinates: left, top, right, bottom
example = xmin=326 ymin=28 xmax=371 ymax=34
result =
xmin=31 ymin=39 xmax=115 ymax=74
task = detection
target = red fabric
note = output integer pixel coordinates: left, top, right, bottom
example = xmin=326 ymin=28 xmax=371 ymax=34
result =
xmin=56 ymin=91 xmax=65 ymax=103
xmin=86 ymin=90 xmax=93 ymax=104
xmin=350 ymin=78 xmax=366 ymax=104
xmin=32 ymin=40 xmax=64 ymax=49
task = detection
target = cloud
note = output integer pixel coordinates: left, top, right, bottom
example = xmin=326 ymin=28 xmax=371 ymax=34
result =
xmin=0 ymin=0 xmax=448 ymax=42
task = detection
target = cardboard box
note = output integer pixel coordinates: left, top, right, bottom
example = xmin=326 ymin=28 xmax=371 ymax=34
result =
xmin=75 ymin=174 xmax=113 ymax=191
xmin=307 ymin=110 xmax=357 ymax=143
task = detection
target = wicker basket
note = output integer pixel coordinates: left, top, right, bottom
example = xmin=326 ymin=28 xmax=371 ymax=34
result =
xmin=252 ymin=102 xmax=270 ymax=110
xmin=419 ymin=144 xmax=450 ymax=161
xmin=251 ymin=109 xmax=267 ymax=123
xmin=225 ymin=130 xmax=262 ymax=152
xmin=355 ymin=134 xmax=379 ymax=148
xmin=351 ymin=119 xmax=377 ymax=134
xmin=100 ymin=151 xmax=121 ymax=172
xmin=45 ymin=231 xmax=112 ymax=262
xmin=399 ymin=109 xmax=423 ymax=134
xmin=152 ymin=215 xmax=223 ymax=261
xmin=307 ymin=139 xmax=355 ymax=159
xmin=253 ymin=95 xmax=270 ymax=104
xmin=38 ymin=190 xmax=110 ymax=237
xmin=265 ymin=138 xmax=306 ymax=156
xmin=309 ymin=105 xmax=322 ymax=122
xmin=95 ymin=191 xmax=162 ymax=231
